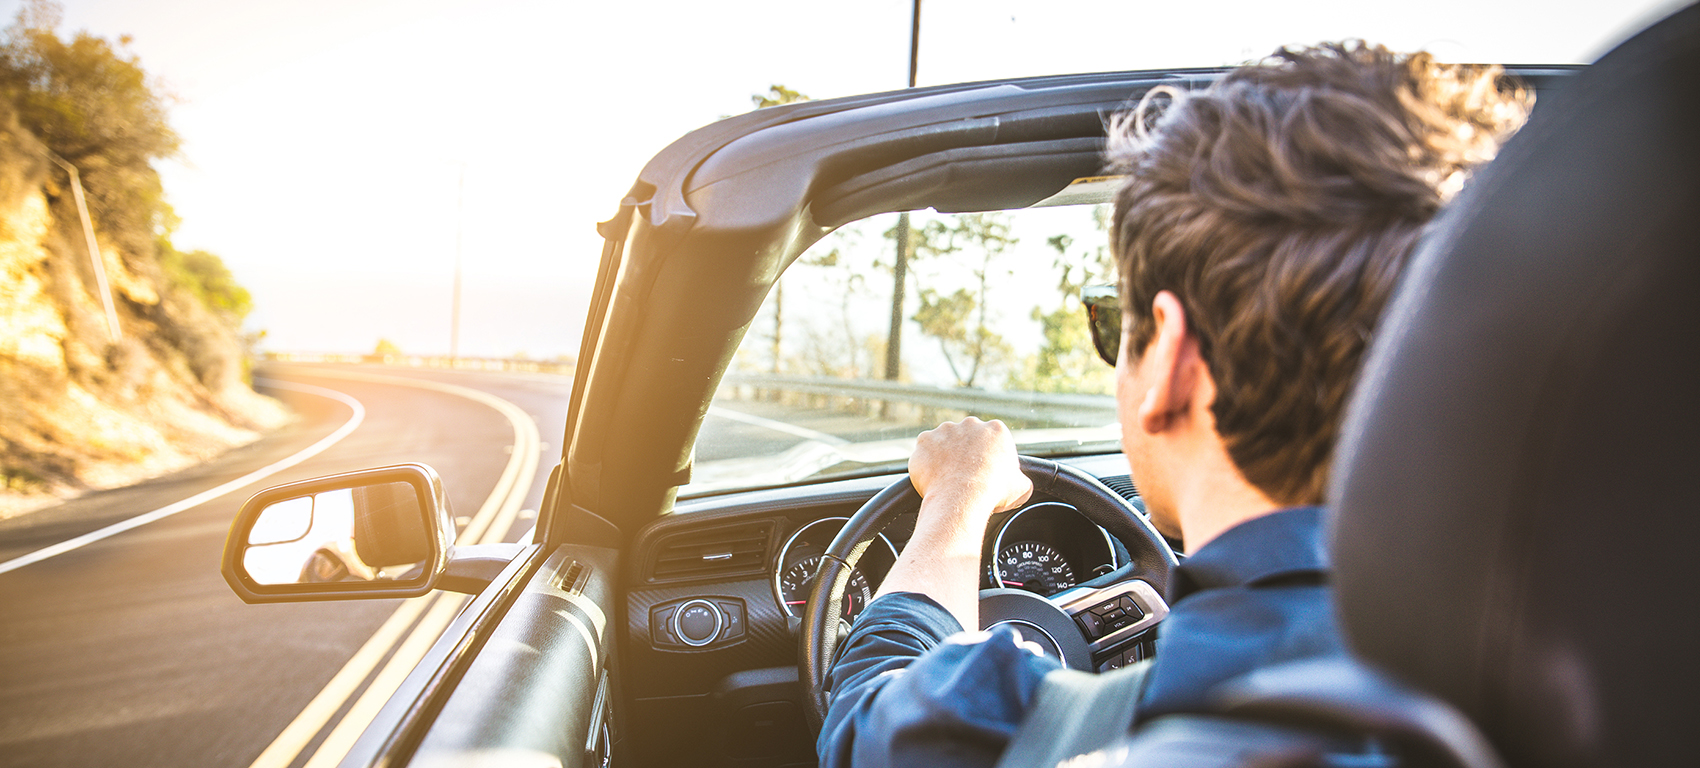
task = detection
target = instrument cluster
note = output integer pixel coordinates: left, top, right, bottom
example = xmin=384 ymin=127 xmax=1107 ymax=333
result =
xmin=772 ymin=502 xmax=1121 ymax=621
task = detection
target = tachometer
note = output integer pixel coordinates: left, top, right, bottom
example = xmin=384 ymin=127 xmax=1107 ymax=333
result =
xmin=780 ymin=555 xmax=873 ymax=621
xmin=774 ymin=517 xmax=896 ymax=623
xmin=994 ymin=540 xmax=1077 ymax=596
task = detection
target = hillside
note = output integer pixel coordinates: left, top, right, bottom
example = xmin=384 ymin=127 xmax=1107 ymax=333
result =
xmin=0 ymin=4 xmax=286 ymax=517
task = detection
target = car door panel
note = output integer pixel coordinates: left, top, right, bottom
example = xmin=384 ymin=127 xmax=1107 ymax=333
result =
xmin=415 ymin=545 xmax=618 ymax=767
xmin=336 ymin=544 xmax=614 ymax=767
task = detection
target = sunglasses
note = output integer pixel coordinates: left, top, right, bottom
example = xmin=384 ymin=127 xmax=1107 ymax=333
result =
xmin=1081 ymin=284 xmax=1121 ymax=367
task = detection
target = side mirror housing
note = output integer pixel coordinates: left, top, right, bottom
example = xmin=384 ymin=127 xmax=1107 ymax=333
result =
xmin=222 ymin=464 xmax=454 ymax=603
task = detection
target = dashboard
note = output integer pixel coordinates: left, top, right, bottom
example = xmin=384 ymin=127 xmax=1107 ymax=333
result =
xmin=618 ymin=453 xmax=1151 ymax=765
xmin=630 ymin=453 xmax=1145 ymax=635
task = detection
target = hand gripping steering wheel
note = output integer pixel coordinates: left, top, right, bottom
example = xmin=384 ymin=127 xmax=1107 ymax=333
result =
xmin=801 ymin=456 xmax=1178 ymax=732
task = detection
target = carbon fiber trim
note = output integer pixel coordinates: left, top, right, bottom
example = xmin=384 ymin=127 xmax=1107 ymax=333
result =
xmin=624 ymin=578 xmax=793 ymax=699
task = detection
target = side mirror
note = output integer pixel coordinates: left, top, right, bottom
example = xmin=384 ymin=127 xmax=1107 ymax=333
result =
xmin=222 ymin=464 xmax=454 ymax=603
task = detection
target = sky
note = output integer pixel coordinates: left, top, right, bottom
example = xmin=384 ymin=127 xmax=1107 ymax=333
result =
xmin=10 ymin=0 xmax=1684 ymax=358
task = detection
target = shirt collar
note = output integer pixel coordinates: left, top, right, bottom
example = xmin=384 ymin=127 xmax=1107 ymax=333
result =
xmin=1166 ymin=506 xmax=1329 ymax=602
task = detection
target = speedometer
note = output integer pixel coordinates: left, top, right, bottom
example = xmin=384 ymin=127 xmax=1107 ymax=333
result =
xmin=994 ymin=540 xmax=1077 ymax=596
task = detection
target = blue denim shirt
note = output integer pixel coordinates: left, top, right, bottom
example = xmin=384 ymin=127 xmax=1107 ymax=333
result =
xmin=818 ymin=506 xmax=1341 ymax=768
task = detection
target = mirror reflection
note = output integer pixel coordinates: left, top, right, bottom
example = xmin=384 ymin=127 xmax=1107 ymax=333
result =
xmin=241 ymin=481 xmax=431 ymax=586
xmin=248 ymin=495 xmax=313 ymax=545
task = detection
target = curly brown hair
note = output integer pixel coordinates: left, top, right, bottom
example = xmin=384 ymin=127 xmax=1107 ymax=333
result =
xmin=1108 ymin=41 xmax=1530 ymax=505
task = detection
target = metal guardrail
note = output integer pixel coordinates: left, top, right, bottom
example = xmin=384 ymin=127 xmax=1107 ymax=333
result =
xmin=262 ymin=352 xmax=575 ymax=375
xmin=259 ymin=357 xmax=1110 ymax=425
xmin=720 ymin=374 xmax=1117 ymax=427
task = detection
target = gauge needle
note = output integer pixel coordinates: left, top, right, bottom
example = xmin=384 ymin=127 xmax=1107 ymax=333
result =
xmin=1004 ymin=581 xmax=1024 ymax=587
xmin=786 ymin=600 xmax=807 ymax=605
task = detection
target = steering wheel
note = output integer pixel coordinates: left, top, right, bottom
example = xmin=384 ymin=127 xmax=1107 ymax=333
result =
xmin=800 ymin=456 xmax=1178 ymax=732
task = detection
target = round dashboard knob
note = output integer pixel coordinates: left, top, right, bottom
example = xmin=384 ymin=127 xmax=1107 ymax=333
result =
xmin=673 ymin=599 xmax=723 ymax=647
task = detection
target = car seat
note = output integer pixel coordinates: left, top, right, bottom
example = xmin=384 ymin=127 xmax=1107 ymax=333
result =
xmin=351 ymin=481 xmax=430 ymax=569
xmin=1105 ymin=3 xmax=1700 ymax=766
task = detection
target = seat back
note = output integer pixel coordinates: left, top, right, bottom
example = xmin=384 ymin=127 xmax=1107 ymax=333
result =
xmin=1329 ymin=5 xmax=1700 ymax=766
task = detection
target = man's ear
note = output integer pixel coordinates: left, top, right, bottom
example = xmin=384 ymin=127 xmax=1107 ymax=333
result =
xmin=1135 ymin=291 xmax=1205 ymax=434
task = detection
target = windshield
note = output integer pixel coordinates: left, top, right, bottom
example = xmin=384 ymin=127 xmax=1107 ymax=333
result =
xmin=687 ymin=203 xmax=1120 ymax=495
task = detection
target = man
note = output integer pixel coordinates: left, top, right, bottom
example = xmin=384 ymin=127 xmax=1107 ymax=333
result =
xmin=819 ymin=42 xmax=1530 ymax=767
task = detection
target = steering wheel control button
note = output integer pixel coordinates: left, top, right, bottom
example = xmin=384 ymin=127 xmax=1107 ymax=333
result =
xmin=1075 ymin=611 xmax=1105 ymax=638
xmin=1070 ymin=589 xmax=1159 ymax=642
xmin=715 ymin=600 xmax=746 ymax=640
xmin=1084 ymin=595 xmax=1146 ymax=634
xmin=1096 ymin=642 xmax=1149 ymax=672
xmin=674 ymin=599 xmax=723 ymax=647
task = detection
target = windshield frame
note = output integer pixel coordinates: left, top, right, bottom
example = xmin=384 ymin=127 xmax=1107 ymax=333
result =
xmin=546 ymin=66 xmax=1580 ymax=539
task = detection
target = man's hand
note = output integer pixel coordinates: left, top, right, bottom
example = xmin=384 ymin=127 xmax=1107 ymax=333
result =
xmin=909 ymin=417 xmax=1035 ymax=516
xmin=875 ymin=418 xmax=1033 ymax=631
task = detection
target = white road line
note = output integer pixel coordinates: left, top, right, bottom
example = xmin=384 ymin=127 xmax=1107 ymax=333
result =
xmin=707 ymin=404 xmax=851 ymax=445
xmin=246 ymin=366 xmax=542 ymax=768
xmin=0 ymin=379 xmax=365 ymax=576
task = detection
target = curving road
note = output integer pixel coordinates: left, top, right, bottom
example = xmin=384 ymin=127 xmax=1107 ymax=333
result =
xmin=0 ymin=363 xmax=569 ymax=768
xmin=0 ymin=362 xmax=908 ymax=767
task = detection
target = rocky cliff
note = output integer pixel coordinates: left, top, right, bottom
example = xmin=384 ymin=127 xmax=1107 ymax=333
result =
xmin=0 ymin=12 xmax=286 ymax=517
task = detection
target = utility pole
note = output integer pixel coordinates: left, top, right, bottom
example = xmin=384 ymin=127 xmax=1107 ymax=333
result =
xmin=48 ymin=152 xmax=121 ymax=343
xmin=450 ymin=166 xmax=465 ymax=362
xmin=883 ymin=0 xmax=921 ymax=383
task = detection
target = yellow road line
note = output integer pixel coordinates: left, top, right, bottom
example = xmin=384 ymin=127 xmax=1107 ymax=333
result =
xmin=301 ymin=592 xmax=469 ymax=768
xmin=243 ymin=594 xmax=434 ymax=768
xmin=471 ymin=417 xmax=540 ymax=548
xmin=246 ymin=367 xmax=544 ymax=768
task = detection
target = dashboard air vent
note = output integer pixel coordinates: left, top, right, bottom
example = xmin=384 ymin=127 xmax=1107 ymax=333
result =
xmin=1101 ymin=475 xmax=1140 ymax=505
xmin=649 ymin=521 xmax=773 ymax=582
xmin=556 ymin=560 xmax=587 ymax=594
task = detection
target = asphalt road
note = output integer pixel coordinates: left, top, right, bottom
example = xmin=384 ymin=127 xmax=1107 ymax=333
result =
xmin=0 ymin=364 xmax=573 ymax=768
xmin=0 ymin=363 xmax=893 ymax=767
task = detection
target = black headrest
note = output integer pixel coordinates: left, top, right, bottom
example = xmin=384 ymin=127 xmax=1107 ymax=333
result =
xmin=352 ymin=482 xmax=429 ymax=568
xmin=1328 ymin=5 xmax=1700 ymax=767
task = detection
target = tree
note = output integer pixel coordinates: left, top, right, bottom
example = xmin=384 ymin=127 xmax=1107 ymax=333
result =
xmin=1011 ymin=206 xmax=1115 ymax=394
xmin=0 ymin=11 xmax=176 ymax=163
xmin=749 ymin=84 xmax=811 ymax=373
xmin=904 ymin=212 xmax=1017 ymax=387
xmin=158 ymin=237 xmax=251 ymax=327
xmin=791 ymin=241 xmax=875 ymax=378
xmin=1 ymin=1 xmax=178 ymax=260
xmin=752 ymin=84 xmax=808 ymax=109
